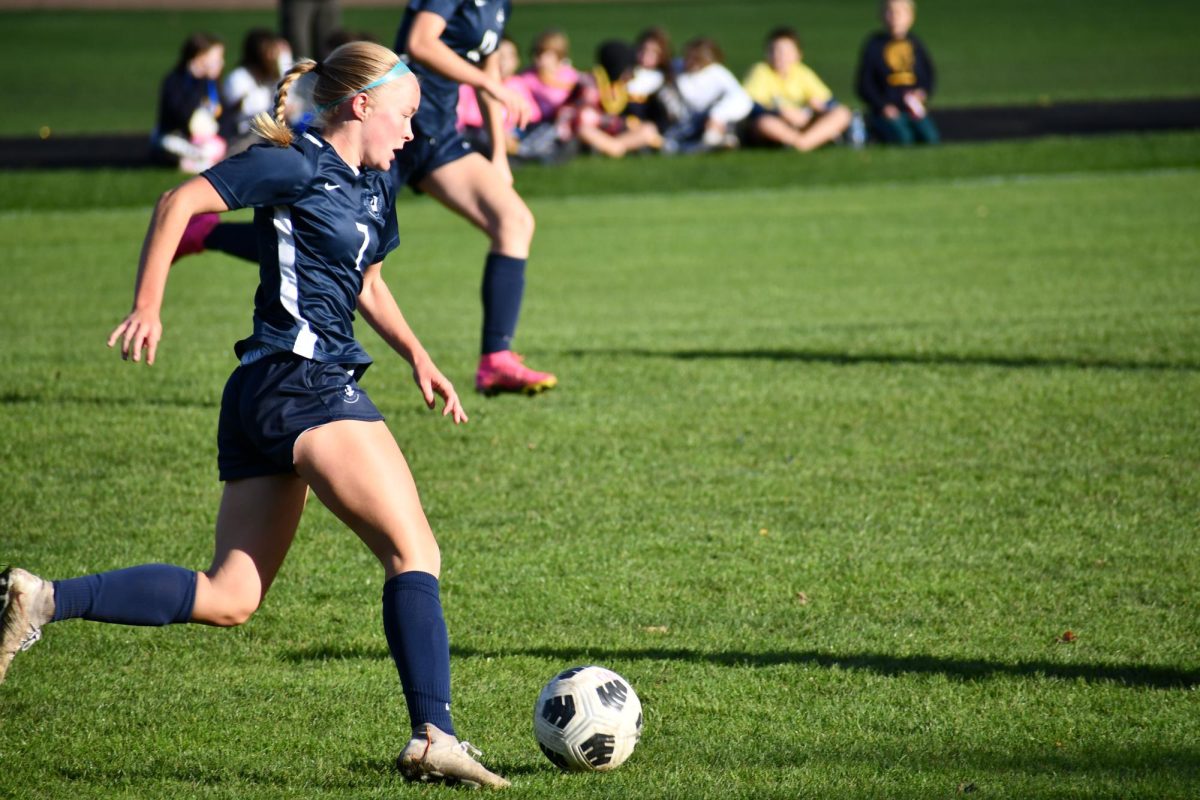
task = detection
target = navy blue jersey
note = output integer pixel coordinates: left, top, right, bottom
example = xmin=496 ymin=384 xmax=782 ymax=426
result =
xmin=394 ymin=0 xmax=512 ymax=135
xmin=203 ymin=132 xmax=400 ymax=367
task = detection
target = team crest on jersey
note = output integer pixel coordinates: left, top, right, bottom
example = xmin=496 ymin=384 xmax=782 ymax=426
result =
xmin=497 ymin=8 xmax=505 ymax=24
xmin=342 ymin=384 xmax=361 ymax=404
xmin=363 ymin=193 xmax=382 ymax=221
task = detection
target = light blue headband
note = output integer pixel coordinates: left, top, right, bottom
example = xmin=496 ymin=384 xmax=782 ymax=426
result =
xmin=314 ymin=61 xmax=412 ymax=114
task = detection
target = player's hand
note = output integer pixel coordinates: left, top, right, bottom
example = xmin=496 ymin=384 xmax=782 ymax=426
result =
xmin=412 ymin=357 xmax=468 ymax=424
xmin=487 ymin=82 xmax=533 ymax=130
xmin=107 ymin=308 xmax=163 ymax=365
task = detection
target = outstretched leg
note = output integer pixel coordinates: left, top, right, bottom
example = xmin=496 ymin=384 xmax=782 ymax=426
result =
xmin=1 ymin=474 xmax=307 ymax=684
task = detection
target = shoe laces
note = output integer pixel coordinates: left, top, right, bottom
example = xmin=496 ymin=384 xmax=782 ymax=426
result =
xmin=18 ymin=625 xmax=41 ymax=652
xmin=456 ymin=740 xmax=484 ymax=760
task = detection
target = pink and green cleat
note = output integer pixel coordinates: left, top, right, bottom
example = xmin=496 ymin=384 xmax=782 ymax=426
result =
xmin=475 ymin=351 xmax=557 ymax=396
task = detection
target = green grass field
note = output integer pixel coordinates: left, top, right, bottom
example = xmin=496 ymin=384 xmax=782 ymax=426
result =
xmin=1 ymin=133 xmax=1198 ymax=798
xmin=3 ymin=0 xmax=1200 ymax=136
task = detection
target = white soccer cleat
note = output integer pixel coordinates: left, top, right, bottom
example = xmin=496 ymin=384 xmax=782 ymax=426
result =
xmin=396 ymin=723 xmax=511 ymax=789
xmin=0 ymin=567 xmax=55 ymax=685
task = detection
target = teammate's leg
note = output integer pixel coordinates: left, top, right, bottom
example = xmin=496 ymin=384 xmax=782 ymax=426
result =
xmin=174 ymin=219 xmax=259 ymax=264
xmin=292 ymin=419 xmax=508 ymax=787
xmin=419 ymin=155 xmax=556 ymax=396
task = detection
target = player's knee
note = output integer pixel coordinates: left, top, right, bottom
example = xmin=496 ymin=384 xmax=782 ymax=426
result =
xmin=492 ymin=201 xmax=535 ymax=249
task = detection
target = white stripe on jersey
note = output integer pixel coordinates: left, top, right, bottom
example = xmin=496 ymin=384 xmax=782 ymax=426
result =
xmin=273 ymin=207 xmax=318 ymax=358
xmin=303 ymin=132 xmax=324 ymax=148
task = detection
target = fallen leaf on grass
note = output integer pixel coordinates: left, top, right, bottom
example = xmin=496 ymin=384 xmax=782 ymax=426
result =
xmin=642 ymin=625 xmax=669 ymax=634
xmin=957 ymin=781 xmax=977 ymax=794
xmin=1056 ymin=630 xmax=1077 ymax=644
xmin=795 ymin=592 xmax=809 ymax=605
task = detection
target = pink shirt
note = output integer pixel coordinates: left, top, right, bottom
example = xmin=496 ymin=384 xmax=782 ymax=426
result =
xmin=456 ymin=76 xmax=541 ymax=131
xmin=514 ymin=64 xmax=579 ymax=121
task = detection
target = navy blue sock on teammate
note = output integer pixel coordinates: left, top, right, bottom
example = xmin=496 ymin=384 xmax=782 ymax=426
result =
xmin=382 ymin=571 xmax=455 ymax=737
xmin=480 ymin=253 xmax=526 ymax=354
xmin=206 ymin=222 xmax=261 ymax=263
xmin=51 ymin=564 xmax=197 ymax=625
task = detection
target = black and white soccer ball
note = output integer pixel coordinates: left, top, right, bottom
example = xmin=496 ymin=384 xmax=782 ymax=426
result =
xmin=532 ymin=665 xmax=643 ymax=771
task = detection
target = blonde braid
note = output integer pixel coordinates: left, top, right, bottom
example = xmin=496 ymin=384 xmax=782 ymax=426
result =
xmin=251 ymin=59 xmax=318 ymax=147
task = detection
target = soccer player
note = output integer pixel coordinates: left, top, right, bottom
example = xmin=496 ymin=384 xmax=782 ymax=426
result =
xmin=0 ymin=41 xmax=509 ymax=789
xmin=392 ymin=0 xmax=556 ymax=395
xmin=180 ymin=0 xmax=557 ymax=396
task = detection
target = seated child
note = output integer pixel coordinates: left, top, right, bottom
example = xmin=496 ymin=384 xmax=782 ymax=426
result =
xmin=667 ymin=37 xmax=755 ymax=153
xmin=222 ymin=28 xmax=291 ymax=155
xmin=626 ymin=27 xmax=689 ymax=133
xmin=152 ymin=32 xmax=228 ymax=173
xmin=516 ymin=29 xmax=579 ymax=123
xmin=555 ymin=40 xmax=661 ymax=159
xmin=743 ymin=26 xmax=852 ymax=151
xmin=855 ymin=0 xmax=940 ymax=145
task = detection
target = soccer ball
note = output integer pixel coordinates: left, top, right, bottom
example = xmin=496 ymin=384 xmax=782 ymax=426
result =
xmin=532 ymin=665 xmax=643 ymax=771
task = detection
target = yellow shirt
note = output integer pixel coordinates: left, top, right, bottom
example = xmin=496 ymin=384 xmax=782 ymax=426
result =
xmin=742 ymin=61 xmax=833 ymax=110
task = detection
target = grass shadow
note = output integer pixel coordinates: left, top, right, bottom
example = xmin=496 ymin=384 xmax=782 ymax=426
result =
xmin=281 ymin=644 xmax=1198 ymax=690
xmin=563 ymin=347 xmax=1200 ymax=372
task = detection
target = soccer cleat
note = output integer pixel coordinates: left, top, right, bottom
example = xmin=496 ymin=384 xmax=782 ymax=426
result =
xmin=0 ymin=567 xmax=55 ymax=686
xmin=172 ymin=212 xmax=220 ymax=263
xmin=396 ymin=723 xmax=511 ymax=789
xmin=475 ymin=351 xmax=557 ymax=396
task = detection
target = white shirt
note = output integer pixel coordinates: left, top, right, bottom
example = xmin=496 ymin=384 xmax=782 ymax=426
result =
xmin=223 ymin=66 xmax=275 ymax=135
xmin=626 ymin=67 xmax=664 ymax=99
xmin=674 ymin=63 xmax=754 ymax=125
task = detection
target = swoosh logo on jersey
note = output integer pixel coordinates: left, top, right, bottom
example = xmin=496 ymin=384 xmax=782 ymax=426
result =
xmin=473 ymin=0 xmax=486 ymax=6
xmin=324 ymin=182 xmax=341 ymax=191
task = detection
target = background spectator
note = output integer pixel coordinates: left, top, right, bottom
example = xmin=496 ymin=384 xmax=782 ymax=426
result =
xmin=743 ymin=26 xmax=852 ymax=151
xmin=855 ymin=0 xmax=939 ymax=145
xmin=152 ymin=32 xmax=227 ymax=173
xmin=626 ymin=26 xmax=686 ymax=132
xmin=556 ymin=40 xmax=661 ymax=159
xmin=517 ymin=29 xmax=579 ymax=123
xmin=279 ymin=0 xmax=341 ymax=60
xmin=222 ymin=28 xmax=291 ymax=155
xmin=666 ymin=37 xmax=755 ymax=153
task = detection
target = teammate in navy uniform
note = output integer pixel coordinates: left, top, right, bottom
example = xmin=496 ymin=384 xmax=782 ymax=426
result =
xmin=391 ymin=0 xmax=554 ymax=396
xmin=0 ymin=41 xmax=509 ymax=789
xmin=177 ymin=0 xmax=556 ymax=396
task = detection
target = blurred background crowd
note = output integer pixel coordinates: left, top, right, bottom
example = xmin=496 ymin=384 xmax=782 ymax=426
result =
xmin=154 ymin=0 xmax=939 ymax=173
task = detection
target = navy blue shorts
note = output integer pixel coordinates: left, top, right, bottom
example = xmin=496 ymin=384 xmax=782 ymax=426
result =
xmin=390 ymin=125 xmax=476 ymax=190
xmin=217 ymin=354 xmax=384 ymax=481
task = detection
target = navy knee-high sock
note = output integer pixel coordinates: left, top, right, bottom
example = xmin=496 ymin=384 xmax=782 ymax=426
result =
xmin=206 ymin=221 xmax=261 ymax=263
xmin=480 ymin=253 xmax=526 ymax=355
xmin=51 ymin=564 xmax=197 ymax=625
xmin=382 ymin=571 xmax=455 ymax=737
